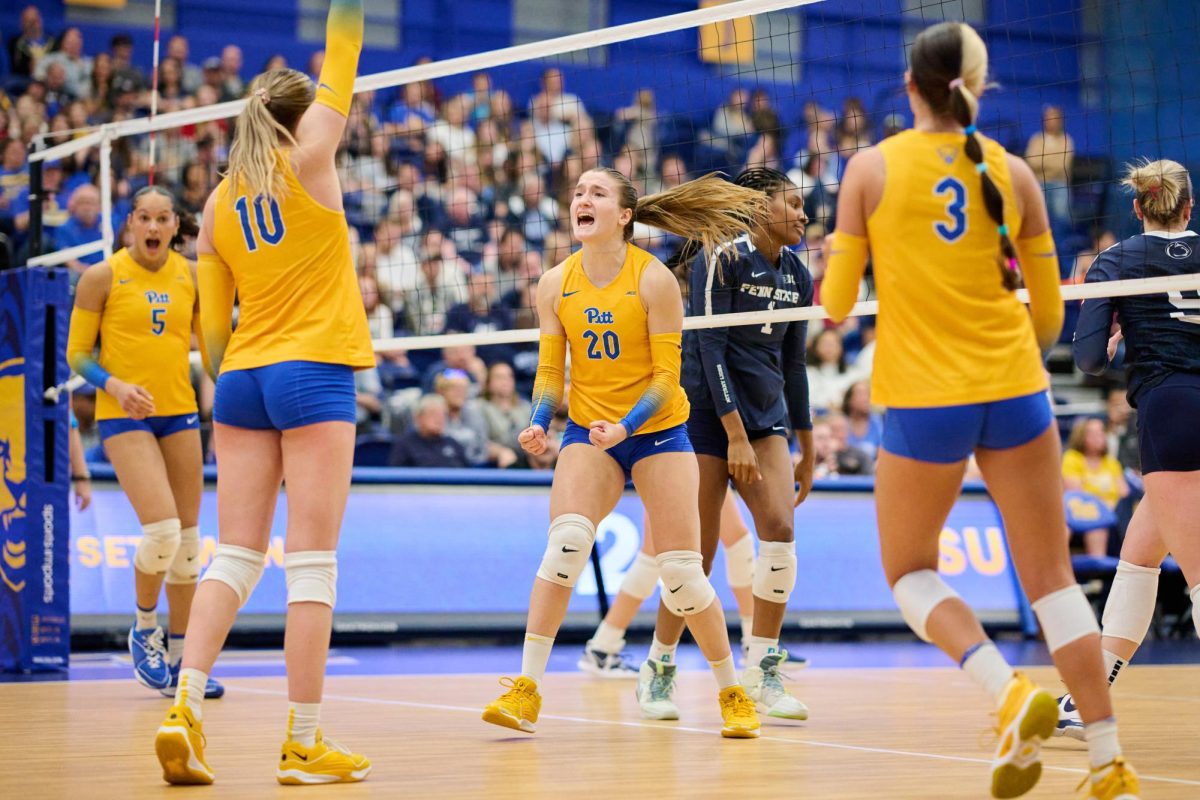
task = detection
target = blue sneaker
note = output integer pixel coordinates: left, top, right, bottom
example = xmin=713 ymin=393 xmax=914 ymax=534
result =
xmin=160 ymin=663 xmax=226 ymax=699
xmin=129 ymin=626 xmax=171 ymax=690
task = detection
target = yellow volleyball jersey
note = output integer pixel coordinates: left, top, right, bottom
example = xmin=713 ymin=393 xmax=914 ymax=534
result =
xmin=96 ymin=248 xmax=198 ymax=420
xmin=866 ymin=130 xmax=1048 ymax=407
xmin=557 ymin=244 xmax=689 ymax=434
xmin=210 ymin=154 xmax=374 ymax=373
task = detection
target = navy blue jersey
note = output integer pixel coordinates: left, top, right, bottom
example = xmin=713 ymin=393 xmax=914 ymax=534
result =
xmin=1073 ymin=231 xmax=1200 ymax=407
xmin=681 ymin=237 xmax=814 ymax=431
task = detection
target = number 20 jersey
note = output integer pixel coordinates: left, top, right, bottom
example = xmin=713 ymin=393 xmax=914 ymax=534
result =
xmin=210 ymin=153 xmax=373 ymax=373
xmin=866 ymin=129 xmax=1047 ymax=408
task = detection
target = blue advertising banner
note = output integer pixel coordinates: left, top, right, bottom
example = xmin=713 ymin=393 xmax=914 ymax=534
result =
xmin=69 ymin=480 xmax=1023 ymax=627
xmin=1 ymin=268 xmax=72 ymax=672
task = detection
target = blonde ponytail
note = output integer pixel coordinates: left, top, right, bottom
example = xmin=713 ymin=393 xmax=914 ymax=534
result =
xmin=1122 ymin=158 xmax=1192 ymax=226
xmin=225 ymin=69 xmax=315 ymax=202
xmin=631 ymin=173 xmax=769 ymax=261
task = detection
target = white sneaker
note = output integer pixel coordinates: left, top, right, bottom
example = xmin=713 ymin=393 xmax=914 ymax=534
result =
xmin=577 ymin=645 xmax=639 ymax=678
xmin=636 ymin=659 xmax=680 ymax=720
xmin=742 ymin=650 xmax=808 ymax=720
xmin=1054 ymin=692 xmax=1085 ymax=741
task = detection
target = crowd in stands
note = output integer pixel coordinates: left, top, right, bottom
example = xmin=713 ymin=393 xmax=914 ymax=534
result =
xmin=9 ymin=8 xmax=1130 ymax=506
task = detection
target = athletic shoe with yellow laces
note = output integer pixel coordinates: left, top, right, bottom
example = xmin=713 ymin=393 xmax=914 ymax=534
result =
xmin=482 ymin=676 xmax=542 ymax=733
xmin=155 ymin=703 xmax=214 ymax=785
xmin=990 ymin=672 xmax=1058 ymax=798
xmin=1078 ymin=758 xmax=1141 ymax=800
xmin=718 ymin=685 xmax=761 ymax=739
xmin=276 ymin=730 xmax=371 ymax=785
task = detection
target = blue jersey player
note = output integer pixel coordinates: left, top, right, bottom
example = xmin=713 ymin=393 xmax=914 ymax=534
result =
xmin=1058 ymin=159 xmax=1200 ymax=739
xmin=636 ymin=168 xmax=815 ymax=722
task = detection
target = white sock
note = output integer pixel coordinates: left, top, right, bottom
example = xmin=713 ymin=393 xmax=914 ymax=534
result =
xmin=520 ymin=633 xmax=554 ymax=685
xmin=588 ymin=621 xmax=625 ymax=654
xmin=168 ymin=633 xmax=185 ymax=667
xmin=648 ymin=636 xmax=677 ymax=664
xmin=175 ymin=668 xmax=207 ymax=719
xmin=1102 ymin=649 xmax=1127 ymax=686
xmin=1191 ymin=584 xmax=1200 ymax=638
xmin=960 ymin=641 xmax=1015 ymax=705
xmin=709 ymin=654 xmax=738 ymax=690
xmin=287 ymin=702 xmax=321 ymax=747
xmin=745 ymin=635 xmax=778 ymax=668
xmin=739 ymin=616 xmax=753 ymax=648
xmin=136 ymin=605 xmax=157 ymax=630
xmin=1084 ymin=717 xmax=1122 ymax=771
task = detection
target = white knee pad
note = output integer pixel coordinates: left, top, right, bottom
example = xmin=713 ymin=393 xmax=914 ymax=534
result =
xmin=165 ymin=526 xmax=202 ymax=585
xmin=285 ymin=551 xmax=338 ymax=608
xmin=1032 ymin=584 xmax=1100 ymax=653
xmin=892 ymin=569 xmax=961 ymax=643
xmin=656 ymin=550 xmax=717 ymax=617
xmin=619 ymin=552 xmax=659 ymax=600
xmin=133 ymin=518 xmax=182 ymax=575
xmin=200 ymin=544 xmax=266 ymax=608
xmin=1101 ymin=561 xmax=1160 ymax=645
xmin=752 ymin=540 xmax=796 ymax=604
xmin=1191 ymin=584 xmax=1200 ymax=640
xmin=723 ymin=533 xmax=755 ymax=589
xmin=536 ymin=514 xmax=595 ymax=588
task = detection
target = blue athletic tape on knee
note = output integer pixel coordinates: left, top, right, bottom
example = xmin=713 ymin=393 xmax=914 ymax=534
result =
xmin=723 ymin=533 xmax=755 ymax=589
xmin=1032 ymin=584 xmax=1099 ymax=652
xmin=1101 ymin=561 xmax=1160 ymax=645
xmin=656 ymin=550 xmax=717 ymax=616
xmin=200 ymin=544 xmax=266 ymax=607
xmin=134 ymin=518 xmax=182 ymax=575
xmin=892 ymin=569 xmax=960 ymax=643
xmin=536 ymin=514 xmax=595 ymax=588
xmin=752 ymin=540 xmax=796 ymax=603
xmin=165 ymin=526 xmax=202 ymax=585
xmin=284 ymin=551 xmax=338 ymax=607
xmin=619 ymin=552 xmax=659 ymax=600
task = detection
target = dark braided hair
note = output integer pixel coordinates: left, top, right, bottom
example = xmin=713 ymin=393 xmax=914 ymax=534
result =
xmin=131 ymin=185 xmax=198 ymax=251
xmin=733 ymin=166 xmax=795 ymax=195
xmin=910 ymin=22 xmax=1020 ymax=291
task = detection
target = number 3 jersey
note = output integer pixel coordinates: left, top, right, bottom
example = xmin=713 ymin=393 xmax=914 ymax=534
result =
xmin=866 ymin=129 xmax=1046 ymax=408
xmin=210 ymin=153 xmax=373 ymax=373
xmin=96 ymin=247 xmax=198 ymax=420
xmin=556 ymin=243 xmax=689 ymax=434
xmin=1076 ymin=231 xmax=1200 ymax=407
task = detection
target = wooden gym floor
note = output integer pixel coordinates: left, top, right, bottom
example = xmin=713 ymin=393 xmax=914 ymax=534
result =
xmin=2 ymin=663 xmax=1198 ymax=799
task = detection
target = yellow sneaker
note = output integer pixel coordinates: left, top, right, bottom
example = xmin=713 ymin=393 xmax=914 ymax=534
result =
xmin=1079 ymin=758 xmax=1141 ymax=799
xmin=991 ymin=672 xmax=1058 ymax=798
xmin=155 ymin=704 xmax=214 ymax=785
xmin=482 ymin=676 xmax=541 ymax=733
xmin=276 ymin=730 xmax=371 ymax=785
xmin=718 ymin=685 xmax=761 ymax=739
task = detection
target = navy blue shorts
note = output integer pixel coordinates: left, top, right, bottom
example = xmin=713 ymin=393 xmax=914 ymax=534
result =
xmin=1138 ymin=373 xmax=1200 ymax=474
xmin=98 ymin=413 xmax=200 ymax=443
xmin=214 ymin=361 xmax=357 ymax=431
xmin=562 ymin=420 xmax=693 ymax=479
xmin=686 ymin=405 xmax=788 ymax=459
xmin=881 ymin=391 xmax=1053 ymax=464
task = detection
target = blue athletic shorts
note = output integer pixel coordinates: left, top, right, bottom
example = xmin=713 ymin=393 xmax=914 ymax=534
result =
xmin=686 ymin=405 xmax=788 ymax=459
xmin=213 ymin=361 xmax=356 ymax=431
xmin=881 ymin=391 xmax=1052 ymax=464
xmin=98 ymin=412 xmax=199 ymax=443
xmin=562 ymin=419 xmax=693 ymax=479
xmin=1137 ymin=373 xmax=1200 ymax=474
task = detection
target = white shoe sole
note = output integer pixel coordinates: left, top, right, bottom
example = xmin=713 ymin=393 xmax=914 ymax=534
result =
xmin=638 ymin=703 xmax=680 ymax=721
xmin=991 ymin=688 xmax=1057 ymax=799
xmin=577 ymin=658 xmax=639 ymax=679
xmin=482 ymin=706 xmax=536 ymax=733
xmin=1053 ymin=722 xmax=1086 ymax=742
xmin=155 ymin=726 xmax=214 ymax=785
xmin=129 ymin=629 xmax=170 ymax=691
xmin=277 ymin=765 xmax=371 ymax=784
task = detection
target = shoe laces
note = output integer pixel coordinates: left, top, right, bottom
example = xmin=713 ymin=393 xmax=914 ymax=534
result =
xmin=725 ymin=689 xmax=756 ymax=718
xmin=648 ymin=665 xmax=676 ymax=702
xmin=759 ymin=650 xmax=792 ymax=691
xmin=603 ymin=650 xmax=636 ymax=672
xmin=1075 ymin=758 xmax=1130 ymax=796
xmin=142 ymin=627 xmax=167 ymax=669
xmin=317 ymin=732 xmax=352 ymax=756
xmin=497 ymin=677 xmax=537 ymax=711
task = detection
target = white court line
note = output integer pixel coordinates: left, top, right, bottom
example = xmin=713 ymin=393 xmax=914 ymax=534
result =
xmin=232 ymin=685 xmax=1200 ymax=788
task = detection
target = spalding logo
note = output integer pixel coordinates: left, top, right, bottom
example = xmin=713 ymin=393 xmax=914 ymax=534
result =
xmin=0 ymin=357 xmax=27 ymax=593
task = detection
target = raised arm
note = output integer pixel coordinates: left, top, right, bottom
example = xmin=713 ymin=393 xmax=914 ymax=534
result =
xmin=295 ymin=0 xmax=363 ymax=159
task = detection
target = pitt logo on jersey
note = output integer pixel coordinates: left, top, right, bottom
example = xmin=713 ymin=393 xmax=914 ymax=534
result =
xmin=585 ymin=308 xmax=614 ymax=325
xmin=144 ymin=291 xmax=170 ymax=304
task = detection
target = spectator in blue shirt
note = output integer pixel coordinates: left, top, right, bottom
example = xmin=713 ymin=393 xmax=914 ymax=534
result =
xmin=56 ymin=183 xmax=106 ymax=277
xmin=389 ymin=394 xmax=470 ymax=468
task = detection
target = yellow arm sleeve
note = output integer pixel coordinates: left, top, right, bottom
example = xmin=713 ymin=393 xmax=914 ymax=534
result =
xmin=529 ymin=334 xmax=566 ymax=430
xmin=314 ymin=0 xmax=363 ymax=117
xmin=66 ymin=306 xmax=112 ymax=389
xmin=197 ymin=253 xmax=236 ymax=381
xmin=822 ymin=232 xmax=869 ymax=323
xmin=1016 ymin=229 xmax=1064 ymax=352
xmin=619 ymin=332 xmax=682 ymax=435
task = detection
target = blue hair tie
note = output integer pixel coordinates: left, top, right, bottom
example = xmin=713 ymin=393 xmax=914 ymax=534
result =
xmin=964 ymin=124 xmax=978 ymax=135
xmin=975 ymin=162 xmax=989 ymax=174
xmin=997 ymin=224 xmax=1009 ymax=236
